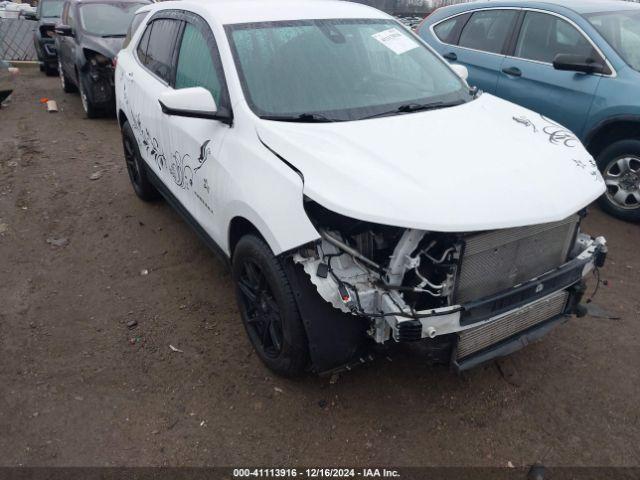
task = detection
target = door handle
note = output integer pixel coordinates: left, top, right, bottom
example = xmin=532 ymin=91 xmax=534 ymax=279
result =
xmin=443 ymin=52 xmax=457 ymax=61
xmin=502 ymin=66 xmax=522 ymax=77
xmin=127 ymin=72 xmax=134 ymax=78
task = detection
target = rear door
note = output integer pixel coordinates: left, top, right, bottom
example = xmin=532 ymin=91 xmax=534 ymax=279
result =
xmin=433 ymin=9 xmax=520 ymax=94
xmin=124 ymin=16 xmax=186 ymax=202
xmin=497 ymin=10 xmax=604 ymax=136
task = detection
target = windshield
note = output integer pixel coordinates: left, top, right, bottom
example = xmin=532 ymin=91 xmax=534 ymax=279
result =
xmin=586 ymin=10 xmax=640 ymax=72
xmin=79 ymin=2 xmax=147 ymax=37
xmin=226 ymin=19 xmax=470 ymax=122
xmin=40 ymin=0 xmax=63 ymax=18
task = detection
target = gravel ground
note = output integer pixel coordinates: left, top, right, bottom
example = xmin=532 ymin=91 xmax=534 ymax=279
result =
xmin=0 ymin=67 xmax=639 ymax=468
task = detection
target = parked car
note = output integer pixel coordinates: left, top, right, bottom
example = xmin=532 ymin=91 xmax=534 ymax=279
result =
xmin=418 ymin=0 xmax=640 ymax=222
xmin=34 ymin=0 xmax=64 ymax=75
xmin=0 ymin=2 xmax=36 ymax=18
xmin=0 ymin=60 xmax=19 ymax=107
xmin=115 ymin=0 xmax=608 ymax=376
xmin=55 ymin=0 xmax=151 ymax=118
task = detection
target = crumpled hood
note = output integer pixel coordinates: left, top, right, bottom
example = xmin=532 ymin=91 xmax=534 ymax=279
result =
xmin=256 ymin=94 xmax=605 ymax=232
xmin=81 ymin=35 xmax=124 ymax=59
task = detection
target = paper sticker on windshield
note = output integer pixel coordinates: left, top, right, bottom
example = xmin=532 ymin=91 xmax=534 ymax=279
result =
xmin=372 ymin=28 xmax=419 ymax=55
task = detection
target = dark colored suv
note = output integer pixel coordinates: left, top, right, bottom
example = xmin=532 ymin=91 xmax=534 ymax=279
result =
xmin=55 ymin=0 xmax=150 ymax=118
xmin=33 ymin=0 xmax=64 ymax=75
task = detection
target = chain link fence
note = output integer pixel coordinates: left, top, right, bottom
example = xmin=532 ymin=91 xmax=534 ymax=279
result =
xmin=0 ymin=19 xmax=37 ymax=61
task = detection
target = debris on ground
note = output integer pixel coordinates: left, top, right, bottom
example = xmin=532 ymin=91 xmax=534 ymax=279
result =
xmin=89 ymin=171 xmax=102 ymax=181
xmin=47 ymin=100 xmax=58 ymax=113
xmin=46 ymin=237 xmax=69 ymax=248
xmin=140 ymin=269 xmax=149 ymax=276
xmin=169 ymin=345 xmax=184 ymax=353
xmin=274 ymin=387 xmax=283 ymax=394
xmin=329 ymin=373 xmax=340 ymax=385
xmin=507 ymin=461 xmax=515 ymax=468
xmin=126 ymin=320 xmax=138 ymax=330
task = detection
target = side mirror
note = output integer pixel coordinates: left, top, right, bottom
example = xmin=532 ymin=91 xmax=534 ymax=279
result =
xmin=55 ymin=25 xmax=73 ymax=37
xmin=450 ymin=63 xmax=469 ymax=81
xmin=553 ymin=53 xmax=606 ymax=75
xmin=159 ymin=87 xmax=230 ymax=124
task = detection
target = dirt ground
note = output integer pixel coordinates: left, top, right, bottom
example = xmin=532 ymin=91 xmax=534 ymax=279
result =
xmin=0 ymin=67 xmax=639 ymax=468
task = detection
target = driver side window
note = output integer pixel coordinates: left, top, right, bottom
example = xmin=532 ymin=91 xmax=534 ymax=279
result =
xmin=515 ymin=12 xmax=597 ymax=63
xmin=175 ymin=23 xmax=224 ymax=105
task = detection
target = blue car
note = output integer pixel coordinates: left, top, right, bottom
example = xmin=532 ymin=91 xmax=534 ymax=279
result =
xmin=417 ymin=0 xmax=640 ymax=222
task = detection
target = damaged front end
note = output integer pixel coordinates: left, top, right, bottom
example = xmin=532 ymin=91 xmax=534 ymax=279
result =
xmin=82 ymin=49 xmax=116 ymax=106
xmin=293 ymin=198 xmax=607 ymax=373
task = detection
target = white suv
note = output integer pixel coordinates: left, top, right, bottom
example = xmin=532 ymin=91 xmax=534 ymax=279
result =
xmin=115 ymin=0 xmax=608 ymax=376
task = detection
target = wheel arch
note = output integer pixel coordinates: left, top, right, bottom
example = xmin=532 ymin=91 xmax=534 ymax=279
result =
xmin=585 ymin=116 xmax=640 ymax=159
xmin=118 ymin=109 xmax=128 ymax=129
xmin=228 ymin=216 xmax=269 ymax=259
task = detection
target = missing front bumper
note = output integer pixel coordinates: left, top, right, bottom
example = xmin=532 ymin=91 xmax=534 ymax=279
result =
xmin=387 ymin=236 xmax=606 ymax=343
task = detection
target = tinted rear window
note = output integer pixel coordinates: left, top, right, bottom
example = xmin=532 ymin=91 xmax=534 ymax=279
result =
xmin=432 ymin=14 xmax=468 ymax=44
xmin=143 ymin=19 xmax=181 ymax=83
xmin=458 ymin=10 xmax=517 ymax=54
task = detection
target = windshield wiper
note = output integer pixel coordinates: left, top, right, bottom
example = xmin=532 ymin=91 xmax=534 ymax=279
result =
xmin=261 ymin=113 xmax=340 ymax=123
xmin=361 ymin=100 xmax=465 ymax=120
xmin=101 ymin=33 xmax=126 ymax=38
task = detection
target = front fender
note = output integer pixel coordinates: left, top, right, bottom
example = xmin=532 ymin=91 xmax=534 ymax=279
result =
xmin=217 ymin=132 xmax=320 ymax=257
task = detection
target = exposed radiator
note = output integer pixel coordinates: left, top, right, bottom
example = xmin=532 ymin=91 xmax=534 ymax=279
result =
xmin=457 ymin=290 xmax=569 ymax=360
xmin=455 ymin=216 xmax=579 ymax=303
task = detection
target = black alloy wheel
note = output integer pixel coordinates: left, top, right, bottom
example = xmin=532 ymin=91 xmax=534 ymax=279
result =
xmin=237 ymin=259 xmax=285 ymax=359
xmin=232 ymin=235 xmax=309 ymax=377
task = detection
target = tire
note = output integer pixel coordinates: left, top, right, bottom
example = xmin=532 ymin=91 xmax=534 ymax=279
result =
xmin=59 ymin=60 xmax=77 ymax=93
xmin=44 ymin=64 xmax=58 ymax=76
xmin=596 ymin=139 xmax=640 ymax=222
xmin=232 ymin=235 xmax=309 ymax=377
xmin=121 ymin=120 xmax=160 ymax=202
xmin=79 ymin=76 xmax=101 ymax=119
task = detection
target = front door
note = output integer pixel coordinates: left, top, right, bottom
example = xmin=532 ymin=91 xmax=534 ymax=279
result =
xmin=162 ymin=13 xmax=231 ymax=245
xmin=497 ymin=11 xmax=603 ymax=137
